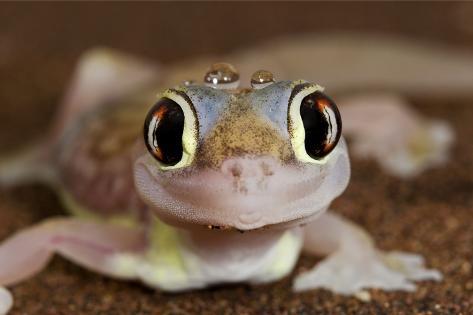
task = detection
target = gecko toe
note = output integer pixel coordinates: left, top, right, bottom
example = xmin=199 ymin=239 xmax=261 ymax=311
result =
xmin=0 ymin=287 xmax=12 ymax=315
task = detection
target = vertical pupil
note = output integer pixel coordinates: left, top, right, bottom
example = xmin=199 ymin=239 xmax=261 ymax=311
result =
xmin=300 ymin=91 xmax=341 ymax=159
xmin=145 ymin=98 xmax=184 ymax=165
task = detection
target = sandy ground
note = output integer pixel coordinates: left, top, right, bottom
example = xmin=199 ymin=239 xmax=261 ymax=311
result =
xmin=0 ymin=3 xmax=472 ymax=314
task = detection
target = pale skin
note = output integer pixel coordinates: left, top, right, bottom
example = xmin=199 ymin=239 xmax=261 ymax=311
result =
xmin=0 ymin=35 xmax=462 ymax=314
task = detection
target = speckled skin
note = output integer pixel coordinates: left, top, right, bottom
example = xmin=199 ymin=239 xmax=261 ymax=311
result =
xmin=56 ymin=89 xmax=154 ymax=220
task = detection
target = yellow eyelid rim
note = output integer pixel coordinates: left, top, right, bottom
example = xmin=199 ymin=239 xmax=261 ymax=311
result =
xmin=288 ymin=83 xmax=331 ymax=165
xmin=152 ymin=89 xmax=198 ymax=171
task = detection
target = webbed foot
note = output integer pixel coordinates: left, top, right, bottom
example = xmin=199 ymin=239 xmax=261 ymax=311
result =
xmin=294 ymin=248 xmax=441 ymax=295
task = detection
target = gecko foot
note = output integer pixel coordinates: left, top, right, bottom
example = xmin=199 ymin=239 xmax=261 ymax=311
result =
xmin=293 ymin=248 xmax=441 ymax=295
xmin=0 ymin=287 xmax=12 ymax=315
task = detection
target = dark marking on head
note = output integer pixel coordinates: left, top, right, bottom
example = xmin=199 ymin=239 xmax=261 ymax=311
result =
xmin=197 ymin=95 xmax=292 ymax=168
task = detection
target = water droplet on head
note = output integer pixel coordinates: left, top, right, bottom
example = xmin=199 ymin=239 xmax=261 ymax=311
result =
xmin=251 ymin=70 xmax=275 ymax=89
xmin=204 ymin=63 xmax=240 ymax=89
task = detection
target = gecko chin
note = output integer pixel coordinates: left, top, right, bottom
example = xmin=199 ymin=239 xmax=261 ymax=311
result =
xmin=134 ymin=150 xmax=350 ymax=232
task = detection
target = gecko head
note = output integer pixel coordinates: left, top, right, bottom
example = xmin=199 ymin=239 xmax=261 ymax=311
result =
xmin=134 ymin=64 xmax=350 ymax=232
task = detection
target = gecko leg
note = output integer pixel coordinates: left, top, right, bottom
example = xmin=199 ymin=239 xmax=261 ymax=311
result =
xmin=0 ymin=217 xmax=147 ymax=287
xmin=51 ymin=48 xmax=159 ymax=142
xmin=339 ymin=94 xmax=453 ymax=178
xmin=0 ymin=217 xmax=146 ymax=314
xmin=1 ymin=48 xmax=159 ymax=188
xmin=294 ymin=212 xmax=441 ymax=295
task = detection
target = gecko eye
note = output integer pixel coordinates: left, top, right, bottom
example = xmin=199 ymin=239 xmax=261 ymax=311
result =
xmin=288 ymin=84 xmax=342 ymax=163
xmin=144 ymin=91 xmax=198 ymax=170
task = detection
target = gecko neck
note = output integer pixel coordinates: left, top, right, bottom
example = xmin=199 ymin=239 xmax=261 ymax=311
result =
xmin=176 ymin=226 xmax=304 ymax=285
xmin=180 ymin=227 xmax=297 ymax=265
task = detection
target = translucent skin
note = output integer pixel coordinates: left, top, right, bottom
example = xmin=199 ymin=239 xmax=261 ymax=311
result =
xmin=0 ymin=35 xmax=462 ymax=313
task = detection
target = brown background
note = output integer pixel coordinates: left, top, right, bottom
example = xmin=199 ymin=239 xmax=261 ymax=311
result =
xmin=0 ymin=2 xmax=472 ymax=314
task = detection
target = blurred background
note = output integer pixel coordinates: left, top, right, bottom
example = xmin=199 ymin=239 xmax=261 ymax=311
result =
xmin=0 ymin=2 xmax=472 ymax=314
xmin=1 ymin=2 xmax=473 ymax=150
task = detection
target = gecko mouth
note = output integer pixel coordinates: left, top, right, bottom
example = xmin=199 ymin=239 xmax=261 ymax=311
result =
xmin=202 ymin=211 xmax=320 ymax=233
xmin=134 ymin=151 xmax=350 ymax=231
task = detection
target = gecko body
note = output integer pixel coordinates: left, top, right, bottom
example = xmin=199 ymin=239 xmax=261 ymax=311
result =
xmin=0 ymin=35 xmax=463 ymax=313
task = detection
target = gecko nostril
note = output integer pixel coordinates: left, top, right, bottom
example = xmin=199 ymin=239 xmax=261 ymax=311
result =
xmin=222 ymin=159 xmax=244 ymax=178
xmin=261 ymin=162 xmax=274 ymax=176
xmin=230 ymin=165 xmax=242 ymax=178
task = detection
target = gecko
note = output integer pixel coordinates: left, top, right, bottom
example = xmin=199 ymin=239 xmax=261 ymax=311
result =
xmin=0 ymin=34 xmax=463 ymax=314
